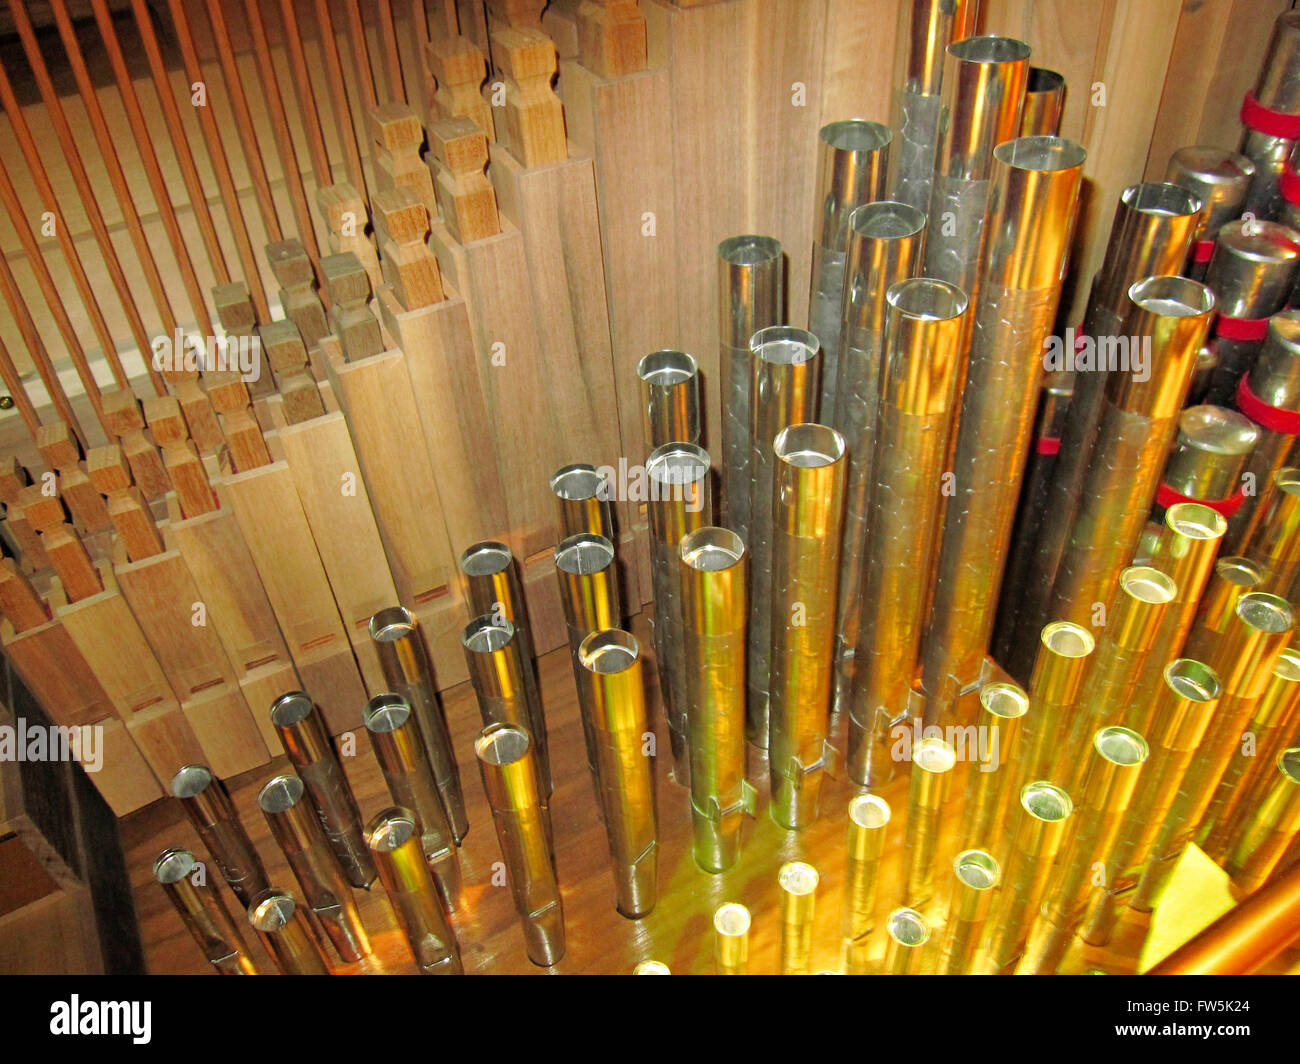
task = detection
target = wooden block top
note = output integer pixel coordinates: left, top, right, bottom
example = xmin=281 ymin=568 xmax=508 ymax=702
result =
xmin=201 ymin=371 xmax=251 ymax=413
xmin=366 ymin=103 xmax=426 ymax=151
xmin=17 ymin=483 xmax=68 ymax=531
xmin=316 ymin=183 xmax=368 ymax=233
xmin=36 ymin=422 xmax=80 ymax=471
xmin=141 ymin=396 xmax=187 ymax=445
xmin=258 ymin=320 xmax=309 ymax=373
xmin=577 ymin=0 xmax=648 ymax=78
xmin=0 ymin=455 xmax=27 ymax=504
xmin=86 ymin=445 xmax=132 ymax=494
xmin=486 ymin=0 xmax=545 ymax=29
xmin=212 ymin=282 xmax=257 ymax=332
xmin=428 ymin=115 xmax=490 ymax=171
xmin=100 ymin=388 xmax=144 ymax=435
xmin=492 ymin=26 xmax=559 ymax=81
xmin=426 ymin=35 xmax=488 ymax=85
xmin=320 ymin=252 xmax=373 ymax=306
xmin=265 ymin=238 xmax=315 ymax=288
xmin=371 ymin=187 xmax=431 ymax=245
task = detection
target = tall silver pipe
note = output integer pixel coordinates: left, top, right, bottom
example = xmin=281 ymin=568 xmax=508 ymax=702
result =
xmin=1020 ymin=67 xmax=1064 ymax=137
xmin=1153 ymin=406 xmax=1258 ymax=522
xmin=1239 ymin=10 xmax=1300 ymax=219
xmin=153 ymin=847 xmax=257 ymax=974
xmin=717 ymin=235 xmax=783 ymax=542
xmin=170 ymin=764 xmax=270 ymax=909
xmin=637 ymin=350 xmax=701 ymax=450
xmin=1165 ymin=147 xmax=1256 ymax=281
xmin=550 ymin=463 xmax=615 ymax=541
xmin=246 ymin=888 xmax=330 ymax=975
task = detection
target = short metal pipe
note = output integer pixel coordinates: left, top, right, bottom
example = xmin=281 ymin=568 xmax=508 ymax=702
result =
xmin=170 ymin=764 xmax=270 ymax=910
xmin=1180 ymin=555 xmax=1266 ymax=664
xmin=1011 ymin=621 xmax=1094 ymax=798
xmin=1242 ymin=467 xmax=1300 ymax=597
xmin=550 ymin=463 xmax=615 ymax=542
xmin=1154 ymin=407 xmax=1257 ymax=520
xmin=1225 ymin=748 xmax=1300 ymax=894
xmin=903 ymin=736 xmax=957 ymax=906
xmin=882 ymin=906 xmax=930 ymax=975
xmin=1019 ymin=67 xmax=1064 ymax=137
xmin=842 ymin=793 xmax=891 ymax=974
xmin=247 ymin=888 xmax=330 ymax=975
xmin=637 ymin=349 xmax=701 ymax=450
xmin=1240 ymin=11 xmax=1300 ymax=219
xmin=778 ymin=860 xmax=819 ymax=975
xmin=153 ymin=847 xmax=257 ymax=974
xmin=1165 ymin=147 xmax=1256 ymax=280
xmin=960 ymin=680 xmax=1029 ymax=859
xmin=713 ymin=902 xmax=751 ymax=975
xmin=944 ymin=849 xmax=999 ymax=975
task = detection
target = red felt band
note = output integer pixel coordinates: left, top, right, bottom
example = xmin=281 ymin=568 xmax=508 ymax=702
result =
xmin=1237 ymin=373 xmax=1300 ymax=435
xmin=1282 ymin=163 xmax=1300 ymax=207
xmin=1155 ymin=481 xmax=1246 ymax=518
xmin=1216 ymin=313 xmax=1270 ymax=342
xmin=1192 ymin=239 xmax=1216 ymax=264
xmin=1241 ymin=90 xmax=1300 ymax=140
xmin=1034 ymin=436 xmax=1061 ymax=456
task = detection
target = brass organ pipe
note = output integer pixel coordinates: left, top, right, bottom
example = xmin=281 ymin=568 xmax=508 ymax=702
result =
xmin=778 ymin=861 xmax=819 ymax=975
xmin=462 ymin=614 xmax=552 ymax=795
xmin=714 ymin=902 xmax=751 ymax=975
xmin=883 ymin=907 xmax=930 ymax=975
xmin=680 ymin=527 xmax=750 ymax=873
xmin=747 ymin=327 xmax=821 ymax=749
xmin=170 ymin=765 xmax=270 ymax=910
xmin=808 ymin=120 xmax=891 ymax=416
xmin=1164 ymin=147 xmax=1256 ymax=282
xmin=903 ymin=737 xmax=957 ymax=906
xmin=153 ymin=847 xmax=257 ymax=975
xmin=645 ymin=443 xmax=712 ymax=785
xmin=944 ymin=850 xmax=999 ymax=975
xmin=960 ymin=680 xmax=1029 ymax=856
xmin=257 ymin=774 xmax=370 ymax=963
xmin=369 ymin=606 xmax=468 ymax=843
xmin=846 ymin=277 xmax=967 ymax=785
xmin=362 ymin=694 xmax=463 ymax=912
xmin=1019 ymin=67 xmax=1064 ymax=137
xmin=843 ymin=793 xmax=891 ymax=974
xmin=366 ymin=807 xmax=463 ymax=974
xmin=717 ymin=235 xmax=783 ymax=542
xmin=637 ymin=350 xmax=701 ymax=449
xmin=920 ymin=136 xmax=1087 ymax=718
xmin=1154 ymin=407 xmax=1258 ymax=518
xmin=475 ymin=724 xmax=565 ymax=967
xmin=1240 ymin=11 xmax=1300 ymax=220
xmin=769 ymin=423 xmax=846 ymax=829
xmin=577 ymin=629 xmax=658 ymax=918
xmin=1225 ymin=749 xmax=1300 ymax=894
xmin=1012 ymin=621 xmax=1094 ymax=795
xmin=832 ymin=202 xmax=927 ymax=724
xmin=1242 ymin=468 xmax=1300 ymax=597
xmin=247 ymin=888 xmax=330 ymax=975
xmin=550 ymin=463 xmax=615 ymax=542
xmin=1180 ymin=555 xmax=1265 ymax=665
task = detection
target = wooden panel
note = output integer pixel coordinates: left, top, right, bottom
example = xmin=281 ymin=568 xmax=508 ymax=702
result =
xmin=0 ymin=888 xmax=102 ymax=975
xmin=125 ymin=702 xmax=206 ymax=784
xmin=819 ymin=0 xmax=897 ymax=126
xmin=237 ymin=661 xmax=300 ymax=756
xmin=296 ymin=641 xmax=371 ymax=736
xmin=1 ymin=617 xmax=114 ymax=727
xmin=180 ymin=684 xmax=271 ymax=779
xmin=79 ymin=717 xmax=164 ymax=817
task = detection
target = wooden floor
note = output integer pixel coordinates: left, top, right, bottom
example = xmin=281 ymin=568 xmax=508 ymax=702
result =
xmin=120 ymin=610 xmax=1200 ymax=976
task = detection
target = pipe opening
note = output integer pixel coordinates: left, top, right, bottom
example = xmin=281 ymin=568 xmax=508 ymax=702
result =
xmin=476 ymin=724 xmax=531 ymax=766
xmin=681 ymin=527 xmax=745 ymax=571
xmin=1020 ymin=781 xmax=1072 ymax=822
xmin=1274 ymin=649 xmax=1300 ymax=684
xmin=751 ymin=325 xmax=819 ymax=365
xmin=820 ymin=119 xmax=891 ymax=153
xmin=1027 ymin=67 xmax=1065 ymax=93
xmin=460 ymin=541 xmax=513 ymax=577
xmin=1221 ymin=219 xmax=1300 ymax=260
xmin=556 ymin=533 xmax=616 ymax=576
xmin=949 ymin=34 xmax=1031 ymax=65
xmin=463 ymin=615 xmax=515 ymax=654
xmin=1236 ymin=592 xmax=1293 ymax=634
xmin=248 ymin=890 xmax=296 ymax=932
xmin=171 ymin=764 xmax=213 ymax=799
xmin=1093 ymin=727 xmax=1150 ymax=767
xmin=153 ymin=848 xmax=198 ymax=885
xmin=550 ymin=464 xmax=609 ymax=502
xmin=778 ymin=861 xmax=819 ymax=895
xmin=913 ymin=737 xmax=957 ymax=774
xmin=1120 ymin=566 xmax=1177 ymax=606
xmin=369 ymin=605 xmax=416 ymax=643
xmin=886 ymin=907 xmax=930 ymax=946
xmin=1129 ymin=274 xmax=1216 ymax=318
xmin=995 ymin=135 xmax=1086 ymax=172
xmin=362 ymin=694 xmax=412 ymax=733
xmin=1216 ymin=556 xmax=1265 ymax=588
xmin=1268 ymin=310 xmax=1300 ymax=351
xmin=366 ymin=809 xmax=417 ymax=852
xmin=637 ymin=349 xmax=698 ymax=387
xmin=1164 ymin=659 xmax=1221 ymax=702
xmin=258 ymin=774 xmax=306 ymax=814
xmin=1278 ymin=748 xmax=1300 ymax=783
xmin=954 ymin=850 xmax=1000 ymax=890
xmin=1042 ymin=621 xmax=1094 ymax=658
xmin=269 ymin=691 xmax=315 ymax=728
xmin=718 ymin=234 xmax=781 ymax=266
xmin=646 ymin=444 xmax=709 ymax=486
xmin=849 ymin=793 xmax=891 ymax=830
xmin=980 ymin=681 xmax=1029 ymax=720
xmin=1275 ymin=468 xmax=1300 ymax=497
xmin=579 ymin=629 xmax=639 ymax=674
xmin=851 ymin=201 xmax=926 ymax=241
xmin=1165 ymin=503 xmax=1227 ymax=542
xmin=773 ymin=423 xmax=845 ymax=468
xmin=713 ymin=902 xmax=751 ymax=937
xmin=887 ymin=276 xmax=967 ymax=320
xmin=1123 ymin=182 xmax=1201 ymax=219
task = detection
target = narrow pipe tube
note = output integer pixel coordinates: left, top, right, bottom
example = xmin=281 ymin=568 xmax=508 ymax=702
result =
xmin=808 ymin=119 xmax=891 ymax=416
xmin=778 ymin=861 xmax=819 ymax=975
xmin=1154 ymin=407 xmax=1258 ymax=520
xmin=713 ymin=902 xmax=751 ymax=975
xmin=747 ymin=326 xmax=821 ymax=749
xmin=960 ymin=680 xmax=1029 ymax=857
xmin=365 ymin=807 xmax=463 ymax=974
xmin=1240 ymin=11 xmax=1300 ymax=219
xmin=247 ymin=888 xmax=330 ymax=975
xmin=1080 ymin=659 xmax=1221 ymax=947
xmin=920 ymin=136 xmax=1087 ymax=718
xmin=883 ymin=906 xmax=930 ymax=975
xmin=369 ymin=606 xmax=468 ymax=844
xmin=637 ymin=350 xmax=701 ymax=450
xmin=462 ymin=614 xmax=552 ymax=795
xmin=577 ymin=629 xmax=658 ymax=918
xmin=902 ymin=737 xmax=957 ymax=906
xmin=645 ymin=442 xmax=712 ymax=785
xmin=550 ymin=463 xmax=615 ymax=542
xmin=842 ymin=793 xmax=891 ymax=974
xmin=633 ymin=960 xmax=670 ymax=974
xmin=1012 ymin=622 xmax=1094 ymax=797
xmin=362 ymin=694 xmax=463 ymax=911
xmin=769 ymin=423 xmax=846 ymax=828
xmin=1165 ymin=147 xmax=1256 ymax=281
xmin=1015 ymin=181 xmax=1201 ymax=680
xmin=680 ymin=526 xmax=749 ymax=873
xmin=717 ymin=235 xmax=783 ymax=542
xmin=1047 ymin=275 xmax=1216 ymax=628
xmin=831 ymin=202 xmax=927 ymax=723
xmin=1019 ymin=67 xmax=1064 ymax=137
xmin=847 ymin=277 xmax=967 ymax=785
xmin=1243 ymin=468 xmax=1300 ymax=596
xmin=270 ymin=691 xmax=376 ymax=889
xmin=1225 ymin=748 xmax=1300 ymax=894
xmin=154 ymin=847 xmax=257 ymax=974
xmin=1180 ymin=555 xmax=1266 ymax=664
xmin=257 ymin=774 xmax=370 ymax=963
xmin=475 ymin=723 xmax=565 ymax=966
xmin=923 ymin=35 xmax=1030 ymax=308
xmin=944 ymin=850 xmax=999 ymax=975
xmin=1020 ymin=727 xmax=1149 ymax=975
xmin=170 ymin=764 xmax=270 ymax=909
xmin=981 ymin=781 xmax=1073 ymax=973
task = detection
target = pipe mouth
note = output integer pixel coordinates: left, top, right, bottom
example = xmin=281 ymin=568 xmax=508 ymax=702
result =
xmin=995 ymin=135 xmax=1086 ymax=172
xmin=713 ymin=902 xmax=752 ymax=937
xmin=170 ymin=764 xmax=214 ymax=799
xmin=750 ymin=325 xmax=819 ymax=364
xmin=1019 ymin=781 xmax=1073 ymax=822
xmin=1274 ymin=649 xmax=1300 ymax=684
xmin=460 ymin=540 xmax=513 ymax=577
xmin=1177 ymin=406 xmax=1259 ymax=455
xmin=646 ymin=443 xmax=710 ymax=486
xmin=1169 ymin=146 xmax=1256 ymax=184
xmin=258 ymin=773 xmax=306 ymax=814
xmin=1120 ymin=566 xmax=1177 ymax=606
xmin=913 ymin=737 xmax=957 ymax=775
xmin=1164 ymin=658 xmax=1221 ymax=702
xmin=365 ymin=807 xmax=418 ymax=851
xmin=949 ymin=34 xmax=1031 ymax=65
xmin=1027 ymin=66 xmax=1064 ymax=93
xmin=1093 ymin=726 xmax=1150 ymax=767
xmin=475 ymin=723 xmax=531 ymax=766
xmin=1236 ymin=592 xmax=1293 ymax=635
xmin=633 ymin=960 xmax=671 ymax=974
xmin=887 ymin=276 xmax=967 ymax=320
xmin=555 ymin=532 xmax=616 ymax=576
xmin=953 ymin=849 xmax=1000 ymax=890
xmin=885 ymin=907 xmax=930 ymax=946
xmin=1267 ymin=309 xmax=1300 ymax=353
xmin=773 ymin=422 xmax=845 ymax=468
xmin=1165 ymin=502 xmax=1227 ymax=542
xmin=248 ymin=889 xmax=297 ymax=932
xmin=362 ymin=693 xmax=412 ymax=733
xmin=850 ymin=200 xmax=926 ymax=241
xmin=637 ymin=349 xmax=698 ymax=387
xmin=550 ymin=463 xmax=609 ymax=502
xmin=1041 ymin=621 xmax=1094 ymax=659
xmin=777 ymin=861 xmax=819 ymax=896
xmin=153 ymin=847 xmax=198 ymax=885
xmin=1129 ymin=274 xmax=1216 ymax=318
xmin=1275 ymin=468 xmax=1300 ymax=498
xmin=980 ymin=681 xmax=1029 ymax=720
xmin=463 ymin=614 xmax=515 ymax=654
xmin=578 ymin=628 xmax=639 ymax=674
xmin=1219 ymin=219 xmax=1300 ymax=262
xmin=717 ymin=234 xmax=781 ymax=266
xmin=1122 ymin=181 xmax=1202 ymax=219
xmin=680 ymin=526 xmax=745 ymax=571
xmin=1278 ymin=748 xmax=1300 ymax=784
xmin=819 ymin=118 xmax=891 ymax=153
xmin=1216 ymin=555 xmax=1265 ymax=588
xmin=848 ymin=793 xmax=891 ymax=830
xmin=269 ymin=691 xmax=315 ymax=728
xmin=368 ymin=604 xmax=416 ymax=642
